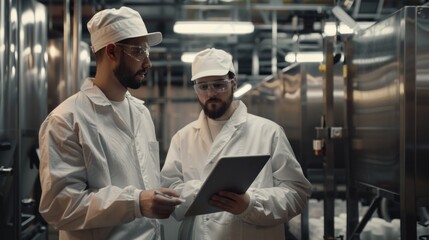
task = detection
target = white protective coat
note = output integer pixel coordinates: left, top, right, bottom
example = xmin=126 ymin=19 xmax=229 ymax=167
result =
xmin=161 ymin=101 xmax=312 ymax=240
xmin=38 ymin=79 xmax=161 ymax=240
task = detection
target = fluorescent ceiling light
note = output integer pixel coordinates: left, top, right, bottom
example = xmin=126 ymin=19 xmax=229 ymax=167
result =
xmin=324 ymin=21 xmax=375 ymax=36
xmin=234 ymin=83 xmax=252 ymax=99
xmin=285 ymin=52 xmax=324 ymax=63
xmin=181 ymin=52 xmax=197 ymax=63
xmin=174 ymin=21 xmax=254 ymax=35
xmin=324 ymin=22 xmax=338 ymax=36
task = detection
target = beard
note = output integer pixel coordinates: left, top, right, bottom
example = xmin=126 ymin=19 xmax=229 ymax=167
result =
xmin=113 ymin=60 xmax=145 ymax=89
xmin=199 ymin=89 xmax=233 ymax=119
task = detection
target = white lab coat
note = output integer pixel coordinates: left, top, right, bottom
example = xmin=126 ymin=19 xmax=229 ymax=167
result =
xmin=161 ymin=101 xmax=312 ymax=240
xmin=38 ymin=78 xmax=161 ymax=240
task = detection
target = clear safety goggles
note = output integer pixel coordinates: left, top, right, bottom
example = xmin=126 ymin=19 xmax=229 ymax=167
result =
xmin=194 ymin=79 xmax=232 ymax=94
xmin=115 ymin=43 xmax=150 ymax=62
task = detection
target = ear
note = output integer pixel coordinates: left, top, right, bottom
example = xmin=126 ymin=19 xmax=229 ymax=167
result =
xmin=105 ymin=44 xmax=116 ymax=58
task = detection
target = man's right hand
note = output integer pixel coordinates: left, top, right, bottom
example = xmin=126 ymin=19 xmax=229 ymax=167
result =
xmin=139 ymin=188 xmax=182 ymax=219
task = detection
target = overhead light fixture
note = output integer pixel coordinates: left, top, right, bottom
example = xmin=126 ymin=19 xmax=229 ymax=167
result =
xmin=181 ymin=52 xmax=197 ymax=63
xmin=324 ymin=21 xmax=375 ymax=36
xmin=285 ymin=52 xmax=324 ymax=63
xmin=174 ymin=21 xmax=254 ymax=35
xmin=234 ymin=83 xmax=252 ymax=99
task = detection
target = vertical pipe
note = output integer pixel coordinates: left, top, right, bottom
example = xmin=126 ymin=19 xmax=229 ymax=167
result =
xmin=300 ymin=65 xmax=309 ymax=240
xmin=63 ymin=0 xmax=71 ymax=97
xmin=323 ymin=37 xmax=335 ymax=239
xmin=72 ymin=0 xmax=81 ymax=94
xmin=400 ymin=6 xmax=417 ymax=240
xmin=252 ymin=38 xmax=259 ymax=76
xmin=13 ymin=0 xmax=21 ymax=237
xmin=271 ymin=11 xmax=277 ymax=75
xmin=343 ymin=37 xmax=360 ymax=240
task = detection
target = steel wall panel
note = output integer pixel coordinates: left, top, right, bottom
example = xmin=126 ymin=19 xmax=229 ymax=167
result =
xmin=347 ymin=6 xmax=429 ymax=199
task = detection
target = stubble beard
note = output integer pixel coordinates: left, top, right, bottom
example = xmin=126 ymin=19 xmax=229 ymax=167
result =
xmin=113 ymin=60 xmax=144 ymax=89
xmin=200 ymin=90 xmax=233 ymax=119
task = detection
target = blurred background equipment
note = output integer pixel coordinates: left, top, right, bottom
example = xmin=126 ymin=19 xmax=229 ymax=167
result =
xmin=1 ymin=0 xmax=48 ymax=239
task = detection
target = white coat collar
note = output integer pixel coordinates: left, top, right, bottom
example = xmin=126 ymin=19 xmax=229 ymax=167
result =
xmin=80 ymin=78 xmax=146 ymax=113
xmin=192 ymin=101 xmax=248 ymax=162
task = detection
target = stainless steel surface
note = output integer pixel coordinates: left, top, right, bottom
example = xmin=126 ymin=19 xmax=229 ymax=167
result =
xmin=47 ymin=39 xmax=90 ymax=112
xmin=19 ymin=0 xmax=48 ymax=200
xmin=346 ymin=6 xmax=429 ymax=198
xmin=0 ymin=0 xmax=18 ymax=155
xmin=345 ymin=6 xmax=429 ymax=238
xmin=0 ymin=0 xmax=19 ymax=236
xmin=322 ymin=36 xmax=336 ymax=239
xmin=414 ymin=6 xmax=429 ymax=203
xmin=1 ymin=0 xmax=48 ymax=238
xmin=240 ymin=61 xmax=345 ymax=171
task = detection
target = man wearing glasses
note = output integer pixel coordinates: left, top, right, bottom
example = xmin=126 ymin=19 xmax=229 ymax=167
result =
xmin=38 ymin=7 xmax=182 ymax=240
xmin=161 ymin=48 xmax=312 ymax=240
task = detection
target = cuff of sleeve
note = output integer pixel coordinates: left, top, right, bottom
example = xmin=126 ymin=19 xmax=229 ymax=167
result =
xmin=134 ymin=190 xmax=143 ymax=218
xmin=238 ymin=189 xmax=256 ymax=218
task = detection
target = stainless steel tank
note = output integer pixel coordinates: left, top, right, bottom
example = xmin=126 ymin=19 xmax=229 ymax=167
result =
xmin=345 ymin=6 xmax=429 ymax=198
xmin=0 ymin=0 xmax=48 ymax=238
xmin=47 ymin=39 xmax=90 ymax=112
xmin=0 ymin=0 xmax=20 ymax=235
xmin=344 ymin=5 xmax=429 ymax=238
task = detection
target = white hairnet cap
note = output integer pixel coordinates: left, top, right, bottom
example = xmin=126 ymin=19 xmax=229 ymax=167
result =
xmin=87 ymin=6 xmax=162 ymax=53
xmin=191 ymin=48 xmax=235 ymax=81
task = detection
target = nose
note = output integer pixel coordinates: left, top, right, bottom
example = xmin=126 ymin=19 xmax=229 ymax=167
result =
xmin=142 ymin=57 xmax=152 ymax=69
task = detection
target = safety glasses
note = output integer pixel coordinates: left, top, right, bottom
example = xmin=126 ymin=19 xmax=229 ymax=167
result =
xmin=115 ymin=43 xmax=150 ymax=62
xmin=194 ymin=79 xmax=232 ymax=94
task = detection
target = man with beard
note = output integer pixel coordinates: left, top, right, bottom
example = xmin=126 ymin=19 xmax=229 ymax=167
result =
xmin=161 ymin=48 xmax=312 ymax=240
xmin=38 ymin=7 xmax=182 ymax=240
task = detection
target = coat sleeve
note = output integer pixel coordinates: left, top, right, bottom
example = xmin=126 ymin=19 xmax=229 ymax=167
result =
xmin=38 ymin=114 xmax=141 ymax=230
xmin=160 ymin=133 xmax=202 ymax=221
xmin=238 ymin=126 xmax=312 ymax=226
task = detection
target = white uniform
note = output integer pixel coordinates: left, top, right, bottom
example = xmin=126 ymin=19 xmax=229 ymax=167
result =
xmin=38 ymin=78 xmax=161 ymax=240
xmin=161 ymin=101 xmax=312 ymax=240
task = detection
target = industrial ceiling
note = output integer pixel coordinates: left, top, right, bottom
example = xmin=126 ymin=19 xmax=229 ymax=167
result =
xmin=38 ymin=0 xmax=427 ymax=84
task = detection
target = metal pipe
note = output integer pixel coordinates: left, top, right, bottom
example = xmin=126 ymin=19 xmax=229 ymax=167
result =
xmin=323 ymin=36 xmax=335 ymax=239
xmin=63 ymin=0 xmax=71 ymax=96
xmin=271 ymin=11 xmax=277 ymax=75
xmin=400 ymin=6 xmax=417 ymax=240
xmin=344 ymin=38 xmax=360 ymax=240
xmin=252 ymin=39 xmax=260 ymax=76
xmin=12 ymin=0 xmax=21 ymax=238
xmin=72 ymin=0 xmax=81 ymax=94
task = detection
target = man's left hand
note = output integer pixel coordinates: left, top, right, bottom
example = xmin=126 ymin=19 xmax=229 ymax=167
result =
xmin=209 ymin=191 xmax=250 ymax=215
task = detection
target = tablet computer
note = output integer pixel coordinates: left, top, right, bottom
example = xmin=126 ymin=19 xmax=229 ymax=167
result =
xmin=184 ymin=154 xmax=270 ymax=217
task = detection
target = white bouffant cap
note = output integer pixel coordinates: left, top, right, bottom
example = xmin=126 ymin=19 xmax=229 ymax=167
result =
xmin=87 ymin=6 xmax=162 ymax=53
xmin=191 ymin=48 xmax=236 ymax=81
